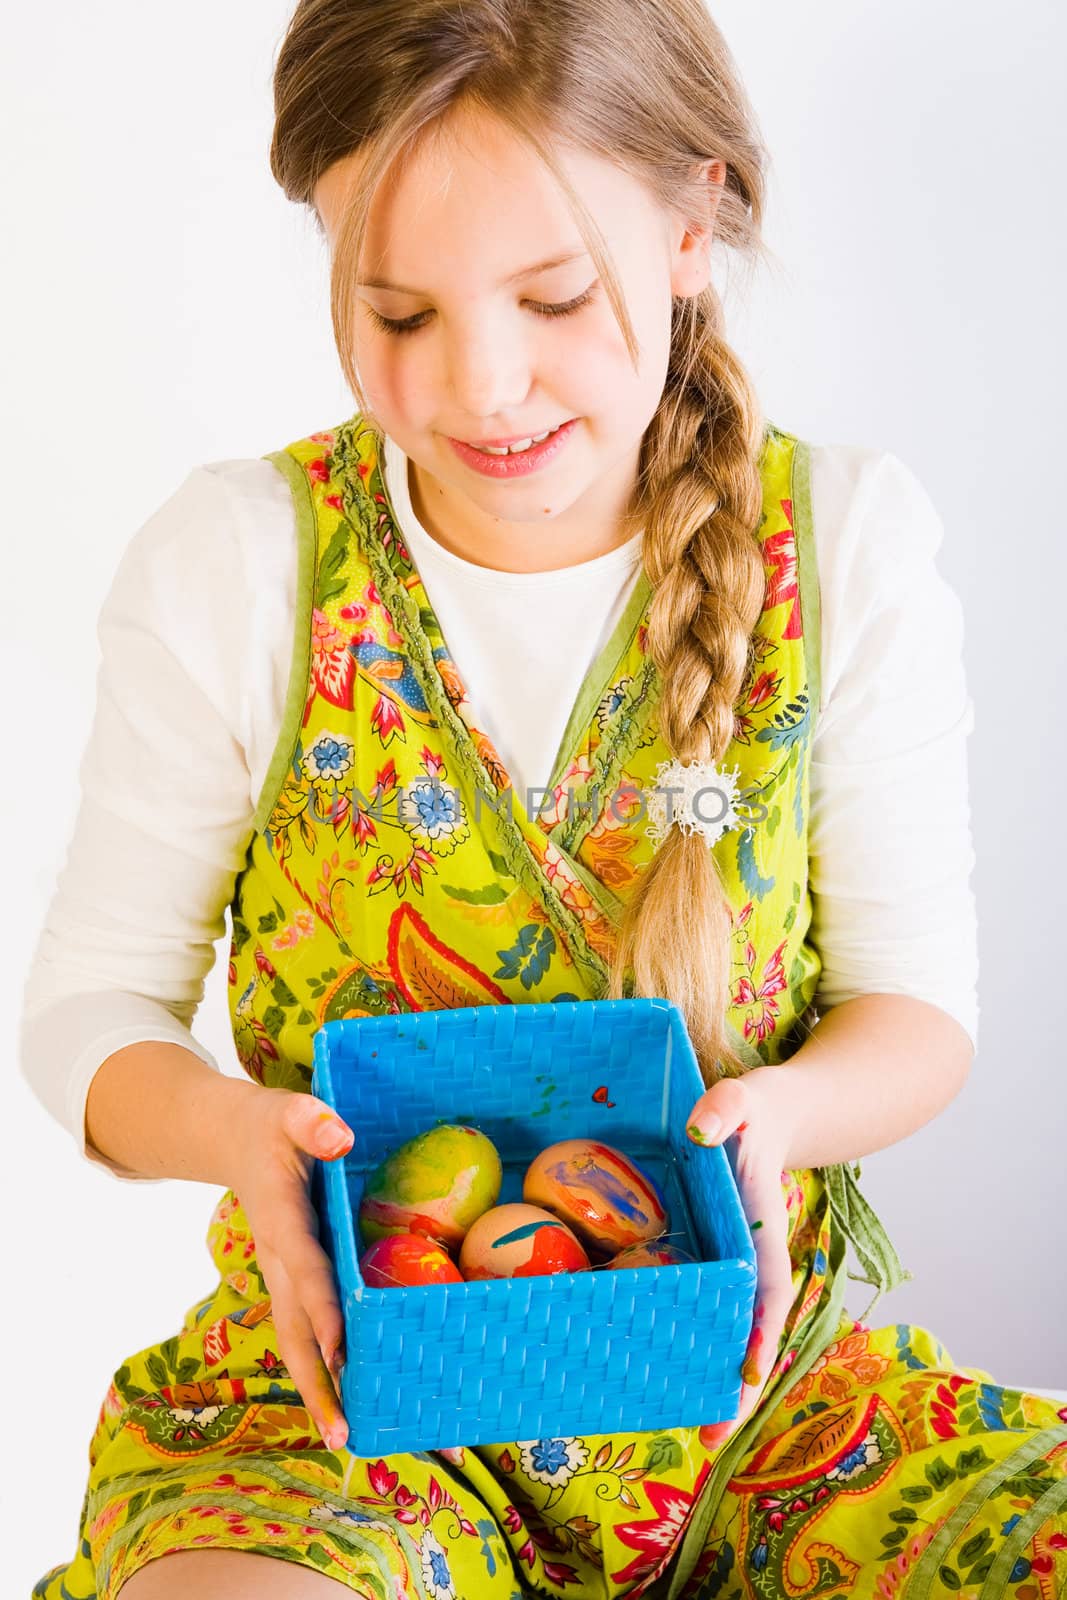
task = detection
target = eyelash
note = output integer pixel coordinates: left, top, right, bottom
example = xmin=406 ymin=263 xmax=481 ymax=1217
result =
xmin=364 ymin=284 xmax=598 ymax=337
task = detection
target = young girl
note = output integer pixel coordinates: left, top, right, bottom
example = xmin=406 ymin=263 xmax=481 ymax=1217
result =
xmin=21 ymin=2 xmax=1067 ymax=1597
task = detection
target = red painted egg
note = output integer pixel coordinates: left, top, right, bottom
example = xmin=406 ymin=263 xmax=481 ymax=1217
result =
xmin=359 ymin=1232 xmax=464 ymax=1287
xmin=523 ymin=1139 xmax=670 ymax=1255
xmin=458 ymin=1202 xmax=591 ymax=1280
xmin=604 ymin=1241 xmax=697 ymax=1270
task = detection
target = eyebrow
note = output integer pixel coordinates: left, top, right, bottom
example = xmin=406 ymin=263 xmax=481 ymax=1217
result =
xmin=357 ymin=249 xmax=590 ymax=295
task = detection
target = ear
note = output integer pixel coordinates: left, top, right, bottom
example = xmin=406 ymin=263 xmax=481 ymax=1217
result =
xmin=669 ymin=158 xmax=728 ymax=299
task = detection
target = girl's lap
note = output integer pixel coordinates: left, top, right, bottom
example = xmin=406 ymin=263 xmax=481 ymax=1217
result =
xmin=43 ymin=1344 xmax=1067 ymax=1600
xmin=40 ymin=1171 xmax=1067 ymax=1599
xmin=38 ymin=1315 xmax=1067 ymax=1600
xmin=71 ymin=1414 xmax=718 ymax=1598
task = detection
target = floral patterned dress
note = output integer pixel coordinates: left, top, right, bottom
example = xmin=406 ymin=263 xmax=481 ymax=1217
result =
xmin=36 ymin=417 xmax=1067 ymax=1600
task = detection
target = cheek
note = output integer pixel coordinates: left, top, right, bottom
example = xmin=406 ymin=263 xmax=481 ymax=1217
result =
xmin=577 ymin=301 xmax=672 ymax=411
xmin=355 ymin=344 xmax=431 ymax=426
xmin=542 ymin=326 xmax=661 ymax=429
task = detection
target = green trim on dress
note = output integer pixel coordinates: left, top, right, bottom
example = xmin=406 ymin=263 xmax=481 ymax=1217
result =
xmin=906 ymin=1426 xmax=1067 ymax=1598
xmin=791 ymin=436 xmax=822 ymax=719
xmin=250 ymin=448 xmax=319 ymax=838
xmin=660 ymin=1179 xmax=853 ymax=1599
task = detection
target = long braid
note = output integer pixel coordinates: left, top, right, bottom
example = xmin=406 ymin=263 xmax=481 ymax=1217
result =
xmin=605 ymin=294 xmax=768 ymax=1085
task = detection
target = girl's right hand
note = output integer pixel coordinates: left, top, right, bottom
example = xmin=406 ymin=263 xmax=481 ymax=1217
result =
xmin=226 ymin=1084 xmax=355 ymax=1451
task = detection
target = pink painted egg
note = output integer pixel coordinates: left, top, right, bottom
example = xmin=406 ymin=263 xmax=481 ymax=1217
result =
xmin=358 ymin=1123 xmax=502 ymax=1250
xmin=458 ymin=1202 xmax=591 ymax=1281
xmin=604 ymin=1241 xmax=697 ymax=1270
xmin=522 ymin=1139 xmax=670 ymax=1255
xmin=359 ymin=1232 xmax=465 ymax=1288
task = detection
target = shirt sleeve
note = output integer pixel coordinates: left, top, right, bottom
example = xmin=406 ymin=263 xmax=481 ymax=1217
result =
xmin=806 ymin=445 xmax=979 ymax=1052
xmin=17 ymin=464 xmax=277 ymax=1181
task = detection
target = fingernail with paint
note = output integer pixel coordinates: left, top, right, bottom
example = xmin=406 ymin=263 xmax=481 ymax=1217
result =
xmin=688 ymin=1117 xmax=721 ymax=1144
xmin=318 ymin=1112 xmax=352 ymax=1159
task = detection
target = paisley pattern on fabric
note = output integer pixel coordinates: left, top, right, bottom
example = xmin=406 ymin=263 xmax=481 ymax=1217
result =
xmin=36 ymin=1174 xmax=1067 ymax=1598
xmin=36 ymin=417 xmax=1067 ymax=1598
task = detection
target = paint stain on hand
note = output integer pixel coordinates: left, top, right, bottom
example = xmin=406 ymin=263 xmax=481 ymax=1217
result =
xmin=742 ymin=1321 xmax=765 ymax=1387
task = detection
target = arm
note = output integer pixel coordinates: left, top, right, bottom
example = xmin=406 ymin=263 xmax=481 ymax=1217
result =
xmin=84 ymin=1034 xmax=355 ymax=1454
xmin=744 ymin=992 xmax=974 ymax=1170
xmin=18 ymin=460 xmax=291 ymax=1179
xmin=84 ymin=1038 xmax=262 ymax=1185
xmin=23 ymin=462 xmax=355 ymax=1449
xmin=686 ymin=991 xmax=973 ymax=1451
xmin=686 ymin=450 xmax=979 ymax=1443
xmin=771 ymin=447 xmax=980 ymax=1169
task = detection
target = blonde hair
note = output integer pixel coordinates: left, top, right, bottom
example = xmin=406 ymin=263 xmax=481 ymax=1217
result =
xmin=270 ymin=0 xmax=773 ymax=1083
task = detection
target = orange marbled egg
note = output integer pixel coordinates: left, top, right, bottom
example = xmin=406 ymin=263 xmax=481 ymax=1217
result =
xmin=523 ymin=1139 xmax=670 ymax=1255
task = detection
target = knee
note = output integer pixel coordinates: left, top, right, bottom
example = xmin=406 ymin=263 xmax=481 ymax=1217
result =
xmin=113 ymin=1545 xmax=377 ymax=1596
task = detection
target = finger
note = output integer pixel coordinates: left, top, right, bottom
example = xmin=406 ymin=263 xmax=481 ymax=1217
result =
xmin=258 ymin=1176 xmax=347 ymax=1378
xmin=698 ymin=1263 xmax=791 ymax=1453
xmin=718 ymin=1126 xmax=793 ymax=1390
xmin=283 ymin=1092 xmax=355 ymax=1163
xmin=264 ymin=1251 xmax=349 ymax=1451
xmin=699 ymin=1360 xmax=763 ymax=1450
xmin=686 ymin=1077 xmax=751 ymax=1147
xmin=739 ymin=1187 xmax=794 ymax=1389
xmin=705 ymin=1375 xmax=760 ymax=1442
xmin=742 ymin=1259 xmax=793 ymax=1389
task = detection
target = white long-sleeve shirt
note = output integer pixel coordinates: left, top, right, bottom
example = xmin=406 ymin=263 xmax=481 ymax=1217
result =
xmin=18 ymin=431 xmax=979 ymax=1181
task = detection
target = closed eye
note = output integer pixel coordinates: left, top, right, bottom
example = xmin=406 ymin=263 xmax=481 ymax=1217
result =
xmin=364 ymin=283 xmax=598 ymax=337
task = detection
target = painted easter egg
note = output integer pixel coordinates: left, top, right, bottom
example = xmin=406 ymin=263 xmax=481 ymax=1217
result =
xmin=358 ymin=1124 xmax=502 ymax=1249
xmin=458 ymin=1202 xmax=591 ymax=1280
xmin=522 ymin=1139 xmax=670 ymax=1255
xmin=604 ymin=1241 xmax=697 ymax=1270
xmin=359 ymin=1233 xmax=465 ymax=1288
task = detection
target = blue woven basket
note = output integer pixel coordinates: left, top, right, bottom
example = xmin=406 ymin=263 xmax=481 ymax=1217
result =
xmin=310 ymin=997 xmax=757 ymax=1457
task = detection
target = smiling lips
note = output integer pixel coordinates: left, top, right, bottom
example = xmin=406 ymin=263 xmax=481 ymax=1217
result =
xmin=460 ymin=421 xmax=570 ymax=454
xmin=447 ymin=418 xmax=579 ymax=476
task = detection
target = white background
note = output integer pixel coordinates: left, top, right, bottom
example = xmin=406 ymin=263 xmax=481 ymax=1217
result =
xmin=3 ymin=0 xmax=1065 ymax=1587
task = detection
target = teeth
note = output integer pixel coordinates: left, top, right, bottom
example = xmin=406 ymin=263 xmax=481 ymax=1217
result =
xmin=474 ymin=424 xmax=561 ymax=456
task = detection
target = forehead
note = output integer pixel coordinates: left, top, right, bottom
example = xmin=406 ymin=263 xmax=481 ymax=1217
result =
xmin=313 ymin=106 xmax=656 ymax=272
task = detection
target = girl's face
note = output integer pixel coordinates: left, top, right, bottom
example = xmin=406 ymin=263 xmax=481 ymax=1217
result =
xmin=314 ymin=105 xmax=723 ymax=572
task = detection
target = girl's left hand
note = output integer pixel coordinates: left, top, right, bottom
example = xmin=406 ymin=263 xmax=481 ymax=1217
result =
xmin=685 ymin=1069 xmax=796 ymax=1451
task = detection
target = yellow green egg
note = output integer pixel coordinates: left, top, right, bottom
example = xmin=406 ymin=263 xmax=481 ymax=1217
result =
xmin=358 ymin=1123 xmax=503 ymax=1250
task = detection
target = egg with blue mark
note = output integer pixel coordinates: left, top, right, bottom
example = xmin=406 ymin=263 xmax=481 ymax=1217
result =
xmin=458 ymin=1202 xmax=591 ymax=1280
xmin=522 ymin=1139 xmax=670 ymax=1255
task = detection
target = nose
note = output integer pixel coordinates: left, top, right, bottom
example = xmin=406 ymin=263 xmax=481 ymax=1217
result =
xmin=444 ymin=311 xmax=532 ymax=423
